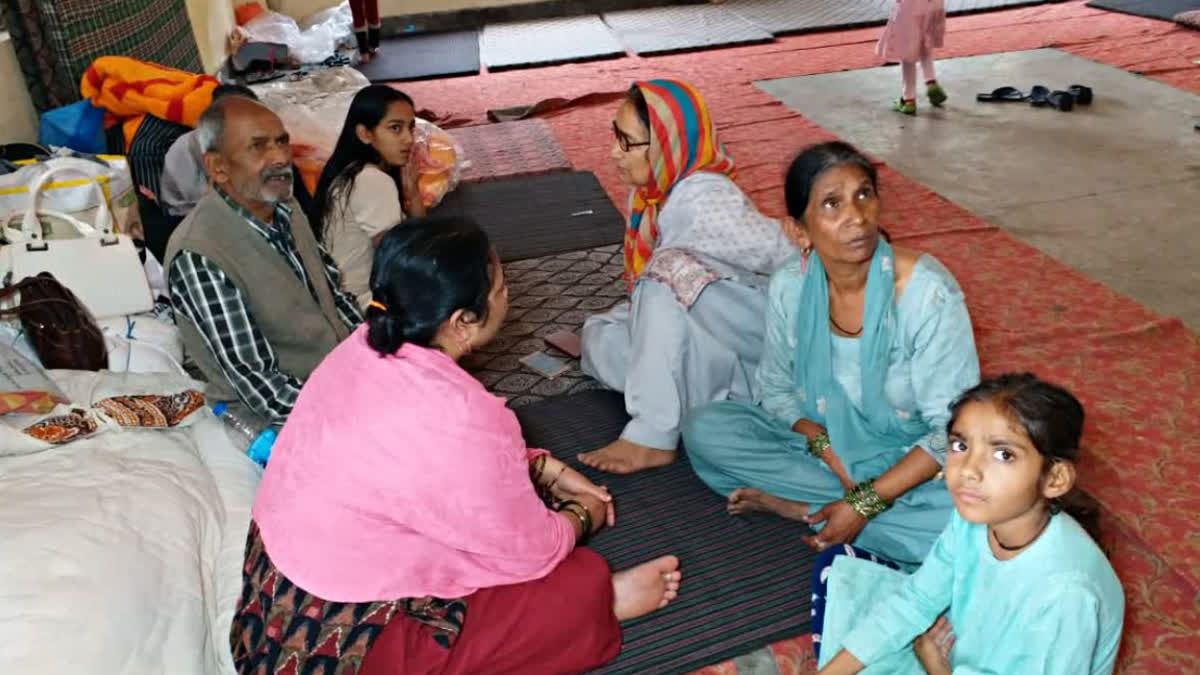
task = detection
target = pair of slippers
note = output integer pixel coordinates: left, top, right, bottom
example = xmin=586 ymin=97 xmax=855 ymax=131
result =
xmin=977 ymin=84 xmax=1093 ymax=112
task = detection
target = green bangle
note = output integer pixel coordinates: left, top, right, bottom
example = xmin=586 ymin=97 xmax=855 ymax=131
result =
xmin=808 ymin=431 xmax=831 ymax=459
xmin=844 ymin=479 xmax=890 ymax=520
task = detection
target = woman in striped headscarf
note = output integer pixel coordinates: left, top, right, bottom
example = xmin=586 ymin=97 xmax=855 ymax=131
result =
xmin=579 ymin=80 xmax=793 ymax=475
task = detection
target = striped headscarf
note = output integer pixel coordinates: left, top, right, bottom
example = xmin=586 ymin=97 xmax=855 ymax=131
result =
xmin=624 ymin=80 xmax=736 ymax=288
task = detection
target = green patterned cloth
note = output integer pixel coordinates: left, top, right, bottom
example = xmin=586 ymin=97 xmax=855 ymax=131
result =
xmin=1 ymin=0 xmax=204 ymax=113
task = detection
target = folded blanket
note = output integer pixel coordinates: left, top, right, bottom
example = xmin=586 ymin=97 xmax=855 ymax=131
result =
xmin=81 ymin=56 xmax=219 ymax=147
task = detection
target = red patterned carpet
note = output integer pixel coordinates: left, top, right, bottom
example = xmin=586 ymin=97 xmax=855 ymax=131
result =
xmin=410 ymin=2 xmax=1200 ymax=672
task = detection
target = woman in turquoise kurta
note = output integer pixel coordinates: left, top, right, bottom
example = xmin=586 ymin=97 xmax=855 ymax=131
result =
xmin=817 ymin=374 xmax=1125 ymax=674
xmin=681 ymin=142 xmax=980 ymax=567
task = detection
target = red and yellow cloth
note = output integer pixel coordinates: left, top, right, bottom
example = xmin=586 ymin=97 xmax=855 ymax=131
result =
xmin=81 ymin=56 xmax=219 ymax=147
xmin=624 ymin=79 xmax=735 ymax=288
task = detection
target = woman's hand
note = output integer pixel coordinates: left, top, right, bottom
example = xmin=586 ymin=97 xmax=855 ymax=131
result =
xmin=575 ymin=492 xmax=610 ymax=536
xmin=400 ymin=155 xmax=426 ymax=217
xmin=540 ymin=457 xmax=615 ymax=527
xmin=913 ymin=616 xmax=955 ymax=675
xmin=803 ymin=500 xmax=867 ymax=551
xmin=793 ymin=419 xmax=854 ymax=490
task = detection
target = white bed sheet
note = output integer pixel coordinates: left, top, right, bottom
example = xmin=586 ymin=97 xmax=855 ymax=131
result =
xmin=0 ymin=371 xmax=261 ymax=674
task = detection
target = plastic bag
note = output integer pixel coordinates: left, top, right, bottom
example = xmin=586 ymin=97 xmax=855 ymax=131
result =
xmin=301 ymin=2 xmax=354 ymax=42
xmin=240 ymin=2 xmax=353 ymax=64
xmin=414 ymin=119 xmax=463 ymax=209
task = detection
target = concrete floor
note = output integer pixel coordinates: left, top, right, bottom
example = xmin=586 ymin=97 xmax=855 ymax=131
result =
xmin=757 ymin=49 xmax=1200 ymax=331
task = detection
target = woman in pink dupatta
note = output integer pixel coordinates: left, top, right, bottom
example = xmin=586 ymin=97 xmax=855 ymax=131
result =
xmin=231 ymin=215 xmax=681 ymax=675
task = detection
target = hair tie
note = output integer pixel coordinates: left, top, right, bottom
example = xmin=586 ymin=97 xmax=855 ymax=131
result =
xmin=368 ymin=300 xmax=388 ymax=312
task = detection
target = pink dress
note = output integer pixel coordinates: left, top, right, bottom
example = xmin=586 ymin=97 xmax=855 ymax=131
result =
xmin=877 ymin=0 xmax=946 ymax=62
xmin=252 ymin=326 xmax=576 ymax=602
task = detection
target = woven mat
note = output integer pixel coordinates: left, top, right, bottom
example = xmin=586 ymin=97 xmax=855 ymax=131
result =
xmin=356 ymin=31 xmax=480 ymax=82
xmin=452 ymin=119 xmax=573 ymax=183
xmin=727 ymin=0 xmax=1064 ymax=36
xmin=602 ymin=5 xmax=774 ymax=55
xmin=481 ymin=15 xmax=625 ymax=69
xmin=432 ymin=172 xmax=624 ymax=262
xmin=463 ymin=245 xmax=626 ymax=407
xmin=515 ymin=390 xmax=818 ymax=674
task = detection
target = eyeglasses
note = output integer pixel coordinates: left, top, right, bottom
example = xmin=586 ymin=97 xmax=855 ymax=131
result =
xmin=612 ymin=121 xmax=651 ymax=153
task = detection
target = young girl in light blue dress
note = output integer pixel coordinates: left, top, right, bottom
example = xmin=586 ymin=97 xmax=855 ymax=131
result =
xmin=816 ymin=373 xmax=1125 ymax=674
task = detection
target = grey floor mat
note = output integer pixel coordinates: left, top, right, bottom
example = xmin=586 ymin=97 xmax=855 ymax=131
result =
xmin=1085 ymin=0 xmax=1200 ymax=21
xmin=515 ymin=390 xmax=818 ymax=674
xmin=481 ymin=15 xmax=626 ymax=69
xmin=355 ymin=30 xmax=480 ymax=81
xmin=602 ymin=4 xmax=774 ymax=55
xmin=726 ymin=0 xmax=891 ymax=34
xmin=727 ymin=0 xmax=1064 ymax=36
xmin=431 ymin=171 xmax=625 ymax=262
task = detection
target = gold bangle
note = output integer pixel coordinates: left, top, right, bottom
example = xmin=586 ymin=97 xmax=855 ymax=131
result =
xmin=529 ymin=454 xmax=547 ymax=484
xmin=809 ymin=431 xmax=831 ymax=459
xmin=844 ymin=479 xmax=890 ymax=520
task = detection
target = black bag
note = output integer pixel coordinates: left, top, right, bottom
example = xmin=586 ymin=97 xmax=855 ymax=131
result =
xmin=0 ymin=272 xmax=108 ymax=371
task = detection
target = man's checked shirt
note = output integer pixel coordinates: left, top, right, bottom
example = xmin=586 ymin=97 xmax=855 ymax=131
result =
xmin=168 ymin=189 xmax=361 ymax=424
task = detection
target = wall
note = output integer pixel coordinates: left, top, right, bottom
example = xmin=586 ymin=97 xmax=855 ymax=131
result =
xmin=0 ymin=32 xmax=39 ymax=144
xmin=187 ymin=0 xmax=238 ymax=73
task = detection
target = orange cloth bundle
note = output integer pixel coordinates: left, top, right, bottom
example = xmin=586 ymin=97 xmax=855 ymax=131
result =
xmin=81 ymin=56 xmax=219 ymax=146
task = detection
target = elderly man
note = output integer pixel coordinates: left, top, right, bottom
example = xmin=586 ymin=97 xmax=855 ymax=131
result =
xmin=159 ymin=84 xmax=258 ymax=218
xmin=165 ymin=96 xmax=361 ymax=423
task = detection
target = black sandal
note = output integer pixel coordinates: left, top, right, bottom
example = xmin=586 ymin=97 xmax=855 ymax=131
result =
xmin=976 ymin=86 xmax=1027 ymax=102
xmin=1029 ymin=86 xmax=1075 ymax=112
xmin=1068 ymin=84 xmax=1093 ymax=105
xmin=1047 ymin=90 xmax=1075 ymax=112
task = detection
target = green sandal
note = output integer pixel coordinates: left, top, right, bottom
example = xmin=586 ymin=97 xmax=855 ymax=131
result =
xmin=893 ymin=98 xmax=917 ymax=115
xmin=927 ymin=82 xmax=948 ymax=107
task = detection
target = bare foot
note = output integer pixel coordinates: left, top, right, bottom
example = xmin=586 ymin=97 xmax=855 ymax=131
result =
xmin=578 ymin=439 xmax=675 ymax=474
xmin=612 ymin=555 xmax=682 ymax=621
xmin=360 ymin=52 xmax=373 ymax=64
xmin=727 ymin=488 xmax=809 ymax=521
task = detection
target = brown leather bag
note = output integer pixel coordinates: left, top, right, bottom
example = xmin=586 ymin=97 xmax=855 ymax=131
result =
xmin=0 ymin=272 xmax=108 ymax=370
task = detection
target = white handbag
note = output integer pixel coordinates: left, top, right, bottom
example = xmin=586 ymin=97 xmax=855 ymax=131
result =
xmin=1 ymin=161 xmax=153 ymax=320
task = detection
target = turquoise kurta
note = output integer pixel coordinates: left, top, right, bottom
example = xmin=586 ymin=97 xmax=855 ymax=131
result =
xmin=682 ymin=254 xmax=980 ymax=566
xmin=819 ymin=512 xmax=1125 ymax=673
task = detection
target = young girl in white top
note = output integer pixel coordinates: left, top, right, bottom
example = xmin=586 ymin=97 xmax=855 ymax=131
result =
xmin=314 ymin=85 xmax=426 ymax=309
xmin=816 ymin=373 xmax=1125 ymax=674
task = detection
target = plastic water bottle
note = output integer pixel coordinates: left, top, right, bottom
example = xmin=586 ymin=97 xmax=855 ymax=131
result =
xmin=212 ymin=402 xmax=277 ymax=467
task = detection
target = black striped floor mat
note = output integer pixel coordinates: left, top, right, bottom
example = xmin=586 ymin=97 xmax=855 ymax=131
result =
xmin=516 ymin=390 xmax=817 ymax=674
xmin=432 ymin=172 xmax=624 ymax=263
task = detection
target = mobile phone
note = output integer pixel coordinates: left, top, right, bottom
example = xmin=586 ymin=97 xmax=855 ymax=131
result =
xmin=543 ymin=330 xmax=582 ymax=359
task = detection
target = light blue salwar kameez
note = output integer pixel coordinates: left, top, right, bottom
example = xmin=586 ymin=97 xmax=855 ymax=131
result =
xmin=682 ymin=242 xmax=980 ymax=566
xmin=818 ymin=512 xmax=1125 ymax=673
